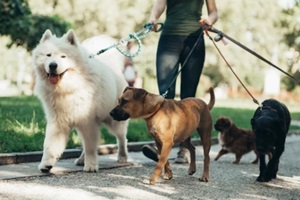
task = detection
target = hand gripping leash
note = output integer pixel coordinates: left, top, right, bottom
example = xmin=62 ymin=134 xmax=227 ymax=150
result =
xmin=89 ymin=23 xmax=163 ymax=58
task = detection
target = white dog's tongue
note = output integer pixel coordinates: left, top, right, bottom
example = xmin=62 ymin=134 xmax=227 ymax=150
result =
xmin=48 ymin=74 xmax=60 ymax=84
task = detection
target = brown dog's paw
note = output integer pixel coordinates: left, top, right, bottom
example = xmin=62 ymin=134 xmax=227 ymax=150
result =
xmin=199 ymin=176 xmax=209 ymax=182
xmin=188 ymin=169 xmax=196 ymax=175
xmin=143 ymin=178 xmax=158 ymax=185
xmin=142 ymin=179 xmax=151 ymax=185
xmin=163 ymin=171 xmax=173 ymax=180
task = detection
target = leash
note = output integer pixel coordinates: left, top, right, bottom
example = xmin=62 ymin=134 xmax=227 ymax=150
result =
xmin=207 ymin=26 xmax=300 ymax=85
xmin=203 ymin=28 xmax=260 ymax=106
xmin=89 ymin=23 xmax=163 ymax=58
xmin=162 ymin=31 xmax=204 ymax=98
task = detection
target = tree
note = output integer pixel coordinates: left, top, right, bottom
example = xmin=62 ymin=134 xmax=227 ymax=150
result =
xmin=0 ymin=0 xmax=70 ymax=51
xmin=279 ymin=1 xmax=300 ymax=91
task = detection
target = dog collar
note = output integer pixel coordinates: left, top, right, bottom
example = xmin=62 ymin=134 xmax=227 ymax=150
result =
xmin=260 ymin=105 xmax=277 ymax=112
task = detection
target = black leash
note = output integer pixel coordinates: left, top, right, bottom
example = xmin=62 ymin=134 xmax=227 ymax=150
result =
xmin=162 ymin=31 xmax=204 ymax=98
xmin=208 ymin=26 xmax=300 ymax=85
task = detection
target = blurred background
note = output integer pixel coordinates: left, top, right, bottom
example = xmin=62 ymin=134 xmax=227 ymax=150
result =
xmin=0 ymin=0 xmax=299 ymax=105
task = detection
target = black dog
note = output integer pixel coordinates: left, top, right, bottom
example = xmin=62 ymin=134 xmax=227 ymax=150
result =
xmin=251 ymin=99 xmax=291 ymax=182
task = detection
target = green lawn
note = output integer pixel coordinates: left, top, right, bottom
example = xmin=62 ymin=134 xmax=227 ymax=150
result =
xmin=0 ymin=96 xmax=299 ymax=153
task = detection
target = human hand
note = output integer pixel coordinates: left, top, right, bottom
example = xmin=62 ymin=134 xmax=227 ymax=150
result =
xmin=199 ymin=19 xmax=212 ymax=30
xmin=149 ymin=19 xmax=158 ymax=31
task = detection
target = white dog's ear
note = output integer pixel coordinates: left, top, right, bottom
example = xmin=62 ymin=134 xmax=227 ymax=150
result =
xmin=65 ymin=29 xmax=78 ymax=46
xmin=40 ymin=29 xmax=52 ymax=43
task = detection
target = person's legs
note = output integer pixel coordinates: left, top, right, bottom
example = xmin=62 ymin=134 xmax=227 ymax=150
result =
xmin=180 ymin=34 xmax=205 ymax=99
xmin=143 ymin=34 xmax=205 ymax=164
xmin=175 ymin=34 xmax=205 ymax=163
xmin=156 ymin=35 xmax=184 ymax=98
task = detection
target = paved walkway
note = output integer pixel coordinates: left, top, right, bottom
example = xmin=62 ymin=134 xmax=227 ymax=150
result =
xmin=0 ymin=135 xmax=299 ymax=200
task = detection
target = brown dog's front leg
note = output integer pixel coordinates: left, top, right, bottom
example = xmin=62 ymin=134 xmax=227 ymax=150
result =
xmin=149 ymin=142 xmax=173 ymax=185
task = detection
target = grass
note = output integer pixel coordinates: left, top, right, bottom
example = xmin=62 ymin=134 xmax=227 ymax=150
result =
xmin=0 ymin=96 xmax=299 ymax=153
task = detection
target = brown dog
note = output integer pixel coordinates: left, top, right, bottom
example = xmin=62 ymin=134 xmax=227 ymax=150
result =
xmin=214 ymin=116 xmax=259 ymax=164
xmin=110 ymin=87 xmax=215 ymax=185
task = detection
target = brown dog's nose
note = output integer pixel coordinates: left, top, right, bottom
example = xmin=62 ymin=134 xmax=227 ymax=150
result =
xmin=110 ymin=109 xmax=116 ymax=117
xmin=110 ymin=107 xmax=130 ymax=121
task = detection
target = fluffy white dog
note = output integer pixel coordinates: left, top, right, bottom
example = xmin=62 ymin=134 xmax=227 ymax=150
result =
xmin=32 ymin=29 xmax=129 ymax=172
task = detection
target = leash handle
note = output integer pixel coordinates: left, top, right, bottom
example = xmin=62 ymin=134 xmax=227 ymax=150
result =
xmin=144 ymin=22 xmax=164 ymax=32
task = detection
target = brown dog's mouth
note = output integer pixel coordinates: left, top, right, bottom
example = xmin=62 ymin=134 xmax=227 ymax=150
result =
xmin=47 ymin=70 xmax=67 ymax=85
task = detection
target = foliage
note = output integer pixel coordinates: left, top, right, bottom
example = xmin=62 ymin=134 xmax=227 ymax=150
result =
xmin=279 ymin=1 xmax=300 ymax=91
xmin=0 ymin=0 xmax=70 ymax=51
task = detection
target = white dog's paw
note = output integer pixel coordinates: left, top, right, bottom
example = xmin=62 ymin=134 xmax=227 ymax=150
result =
xmin=38 ymin=162 xmax=53 ymax=173
xmin=74 ymin=158 xmax=84 ymax=166
xmin=118 ymin=156 xmax=127 ymax=163
xmin=83 ymin=163 xmax=99 ymax=172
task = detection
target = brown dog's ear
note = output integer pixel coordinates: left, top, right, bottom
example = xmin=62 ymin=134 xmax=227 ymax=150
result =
xmin=144 ymin=93 xmax=164 ymax=113
xmin=123 ymin=86 xmax=132 ymax=93
xmin=133 ymin=88 xmax=148 ymax=100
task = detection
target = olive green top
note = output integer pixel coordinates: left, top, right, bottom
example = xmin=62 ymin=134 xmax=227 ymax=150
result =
xmin=162 ymin=0 xmax=204 ymax=36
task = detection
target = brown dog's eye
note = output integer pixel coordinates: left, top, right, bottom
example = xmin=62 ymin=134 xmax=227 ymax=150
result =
xmin=120 ymin=99 xmax=128 ymax=106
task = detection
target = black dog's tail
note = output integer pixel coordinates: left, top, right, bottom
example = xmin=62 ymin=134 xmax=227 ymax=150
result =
xmin=207 ymin=87 xmax=215 ymax=111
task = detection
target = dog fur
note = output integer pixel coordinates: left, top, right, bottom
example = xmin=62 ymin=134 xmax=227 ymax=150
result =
xmin=251 ymin=99 xmax=291 ymax=182
xmin=214 ymin=116 xmax=259 ymax=164
xmin=110 ymin=87 xmax=215 ymax=184
xmin=32 ymin=29 xmax=129 ymax=173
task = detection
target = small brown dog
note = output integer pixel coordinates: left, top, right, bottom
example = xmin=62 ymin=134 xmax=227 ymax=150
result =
xmin=214 ymin=116 xmax=259 ymax=164
xmin=110 ymin=87 xmax=215 ymax=185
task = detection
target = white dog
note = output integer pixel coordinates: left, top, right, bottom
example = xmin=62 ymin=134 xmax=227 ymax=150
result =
xmin=32 ymin=29 xmax=129 ymax=172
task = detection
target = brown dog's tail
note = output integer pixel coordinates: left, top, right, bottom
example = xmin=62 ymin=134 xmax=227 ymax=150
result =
xmin=207 ymin=87 xmax=215 ymax=110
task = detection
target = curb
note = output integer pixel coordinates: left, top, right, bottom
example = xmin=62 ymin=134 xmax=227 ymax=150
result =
xmin=0 ymin=138 xmax=219 ymax=166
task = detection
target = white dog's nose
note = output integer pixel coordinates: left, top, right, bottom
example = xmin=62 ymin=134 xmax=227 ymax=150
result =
xmin=49 ymin=62 xmax=58 ymax=72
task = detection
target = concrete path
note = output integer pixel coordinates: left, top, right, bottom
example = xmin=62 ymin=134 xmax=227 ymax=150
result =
xmin=0 ymin=135 xmax=299 ymax=200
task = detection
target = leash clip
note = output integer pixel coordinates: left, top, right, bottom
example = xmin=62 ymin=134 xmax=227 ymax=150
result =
xmin=214 ymin=33 xmax=228 ymax=45
xmin=161 ymin=90 xmax=168 ymax=98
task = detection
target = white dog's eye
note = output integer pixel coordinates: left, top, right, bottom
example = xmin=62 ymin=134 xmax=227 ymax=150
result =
xmin=61 ymin=55 xmax=66 ymax=58
xmin=46 ymin=53 xmax=51 ymax=57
